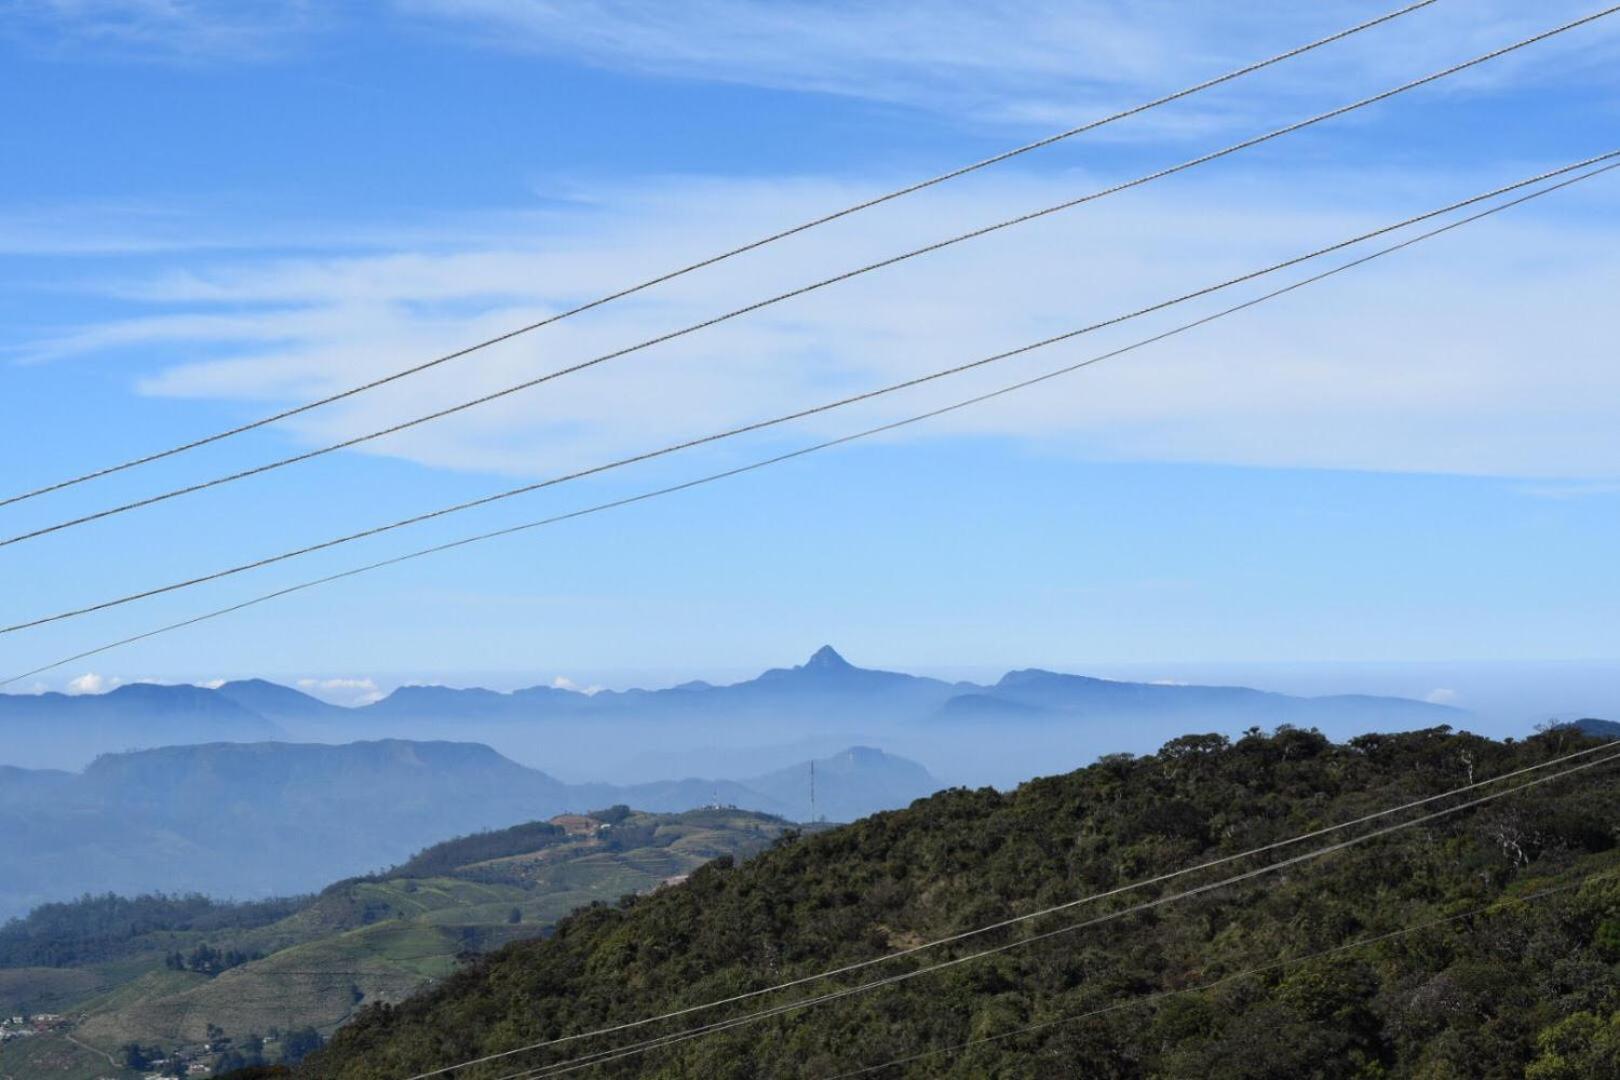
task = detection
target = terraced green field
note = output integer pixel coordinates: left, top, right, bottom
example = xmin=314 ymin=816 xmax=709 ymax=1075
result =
xmin=1 ymin=808 xmax=794 ymax=1074
xmin=0 ymin=1027 xmax=122 ymax=1080
xmin=0 ymin=967 xmax=111 ymax=1014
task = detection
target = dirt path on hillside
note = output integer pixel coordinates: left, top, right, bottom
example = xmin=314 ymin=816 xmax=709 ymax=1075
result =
xmin=64 ymin=1031 xmax=119 ymax=1069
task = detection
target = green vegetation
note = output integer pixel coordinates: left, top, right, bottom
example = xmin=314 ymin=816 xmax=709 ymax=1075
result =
xmin=0 ymin=1025 xmax=123 ymax=1080
xmin=0 ymin=807 xmax=794 ymax=1075
xmin=0 ymin=894 xmax=308 ymax=969
xmin=0 ymin=965 xmax=110 ymax=1014
xmin=304 ymin=726 xmax=1619 ymax=1078
xmin=368 ymin=820 xmax=568 ymax=880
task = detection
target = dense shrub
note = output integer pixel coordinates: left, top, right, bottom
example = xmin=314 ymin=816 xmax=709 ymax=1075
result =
xmin=305 ymin=727 xmax=1620 ymax=1078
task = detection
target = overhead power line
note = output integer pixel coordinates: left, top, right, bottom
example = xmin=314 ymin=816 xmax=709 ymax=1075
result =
xmin=378 ymin=737 xmax=1616 ymax=1080
xmin=13 ymin=13 xmax=1620 ymax=554
xmin=498 ymin=750 xmax=1620 ymax=1078
xmin=0 ymin=0 xmax=1441 ymax=511
xmin=829 ymin=868 xmax=1618 ymax=1078
xmin=0 ymin=159 xmax=1609 ymax=686
xmin=4 ymin=151 xmax=1614 ymax=638
xmin=8 ymin=7 xmax=1613 ymax=548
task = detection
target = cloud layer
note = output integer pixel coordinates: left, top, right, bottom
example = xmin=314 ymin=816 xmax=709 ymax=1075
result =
xmin=296 ymin=676 xmax=386 ymax=706
xmin=28 ymin=161 xmax=1619 ymax=482
xmin=16 ymin=2 xmax=1620 ymax=129
xmin=5 ymin=0 xmax=322 ymax=60
xmin=399 ymin=0 xmax=1620 ymax=131
xmin=10 ymin=3 xmax=1620 ymax=492
xmin=66 ymin=671 xmax=118 ymax=695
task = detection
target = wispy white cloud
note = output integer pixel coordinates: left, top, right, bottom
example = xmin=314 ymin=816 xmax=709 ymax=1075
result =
xmin=65 ymin=671 xmax=120 ymax=694
xmin=14 ymin=310 xmax=316 ymax=367
xmin=5 ymin=0 xmax=323 ymax=61
xmin=400 ymin=0 xmax=1163 ymax=117
xmin=13 ymin=1 xmax=1620 ymax=126
xmin=296 ymin=675 xmax=386 ymax=705
xmin=1514 ymin=481 xmax=1620 ymax=499
xmin=33 ymin=160 xmax=1618 ymax=482
xmin=396 ymin=0 xmax=1620 ymax=132
xmin=0 ymin=201 xmax=225 ymax=258
xmin=0 ymin=199 xmax=587 ymax=259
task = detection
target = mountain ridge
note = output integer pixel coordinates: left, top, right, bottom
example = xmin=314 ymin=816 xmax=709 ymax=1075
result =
xmin=0 ymin=738 xmax=937 ymax=921
xmin=4 ymin=645 xmax=1461 ymax=720
xmin=1 ymin=646 xmax=1461 ymax=771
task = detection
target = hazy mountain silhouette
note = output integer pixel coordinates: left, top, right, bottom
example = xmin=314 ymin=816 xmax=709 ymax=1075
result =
xmin=0 ymin=646 xmax=1460 ymax=772
xmin=0 ymin=739 xmax=934 ymax=920
xmin=213 ymin=678 xmax=348 ymax=722
xmin=746 ymin=745 xmax=938 ymax=822
xmin=952 ymin=668 xmax=1453 ymax=725
xmin=0 ymin=683 xmax=283 ymax=769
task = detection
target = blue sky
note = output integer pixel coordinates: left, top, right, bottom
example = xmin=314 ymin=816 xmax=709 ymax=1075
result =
xmin=2 ymin=0 xmax=1618 ymax=708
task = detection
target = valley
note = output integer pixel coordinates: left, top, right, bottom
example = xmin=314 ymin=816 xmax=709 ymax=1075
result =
xmin=0 ymin=807 xmax=804 ymax=1078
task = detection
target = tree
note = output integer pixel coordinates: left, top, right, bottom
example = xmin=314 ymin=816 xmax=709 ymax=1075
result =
xmin=308 ymin=728 xmax=1620 ymax=1079
xmin=281 ymin=1026 xmax=324 ymax=1064
xmin=1527 ymin=1011 xmax=1620 ymax=1079
xmin=120 ymin=1042 xmax=150 ymax=1070
xmin=216 ymin=1032 xmax=266 ymax=1073
xmin=187 ymin=943 xmax=219 ymax=973
xmin=1596 ymin=919 xmax=1620 ymax=961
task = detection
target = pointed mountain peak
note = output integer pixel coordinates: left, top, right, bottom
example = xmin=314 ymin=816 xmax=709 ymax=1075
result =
xmin=804 ymin=645 xmax=852 ymax=671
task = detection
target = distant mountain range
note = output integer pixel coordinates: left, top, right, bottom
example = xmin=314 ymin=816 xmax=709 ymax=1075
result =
xmin=0 ymin=646 xmax=1461 ymax=772
xmin=0 ymin=682 xmax=282 ymax=769
xmin=220 ymin=645 xmax=1460 ymax=728
xmin=0 ymin=738 xmax=935 ymax=921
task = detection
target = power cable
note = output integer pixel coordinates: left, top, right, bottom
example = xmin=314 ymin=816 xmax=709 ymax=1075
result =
xmin=497 ymin=749 xmax=1620 ymax=1078
xmin=828 ymin=867 xmax=1619 ymax=1077
xmin=406 ymin=740 xmax=1620 ymax=1077
xmin=3 ymin=156 xmax=1612 ymax=678
xmin=4 ymin=152 xmax=1615 ymax=635
xmin=10 ymin=6 xmax=1616 ymax=548
xmin=0 ymin=1 xmax=1441 ymax=511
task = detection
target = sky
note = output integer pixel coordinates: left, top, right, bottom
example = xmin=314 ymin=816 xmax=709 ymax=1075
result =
xmin=1 ymin=0 xmax=1618 ymax=711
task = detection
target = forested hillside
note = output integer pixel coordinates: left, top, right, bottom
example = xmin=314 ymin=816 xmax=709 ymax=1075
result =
xmin=0 ymin=895 xmax=308 ymax=970
xmin=306 ymin=726 xmax=1620 ymax=1078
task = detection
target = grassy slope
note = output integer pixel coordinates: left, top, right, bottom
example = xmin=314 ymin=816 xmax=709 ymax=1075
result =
xmin=0 ymin=967 xmax=112 ymax=1015
xmin=18 ymin=809 xmax=793 ymax=1062
xmin=74 ymin=917 xmax=465 ymax=1048
xmin=0 ymin=1029 xmax=128 ymax=1080
xmin=304 ymin=728 xmax=1620 ymax=1079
